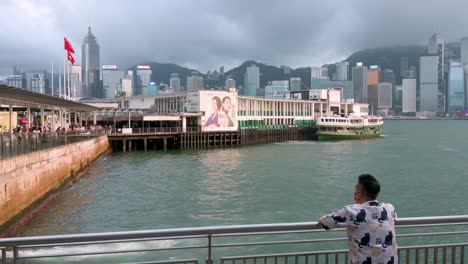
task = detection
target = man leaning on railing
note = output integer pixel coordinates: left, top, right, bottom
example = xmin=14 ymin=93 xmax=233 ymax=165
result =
xmin=318 ymin=174 xmax=398 ymax=264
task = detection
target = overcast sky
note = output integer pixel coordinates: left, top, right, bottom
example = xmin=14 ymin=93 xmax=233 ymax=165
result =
xmin=1 ymin=0 xmax=468 ymax=79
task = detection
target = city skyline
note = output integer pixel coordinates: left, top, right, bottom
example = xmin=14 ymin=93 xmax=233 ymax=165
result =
xmin=2 ymin=0 xmax=468 ymax=79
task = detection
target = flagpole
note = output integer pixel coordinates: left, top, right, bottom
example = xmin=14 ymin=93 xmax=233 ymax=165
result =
xmin=59 ymin=63 xmax=62 ymax=98
xmin=51 ymin=63 xmax=54 ymax=96
xmin=63 ymin=55 xmax=66 ymax=99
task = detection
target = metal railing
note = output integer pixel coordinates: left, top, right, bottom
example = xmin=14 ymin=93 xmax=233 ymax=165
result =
xmin=0 ymin=131 xmax=106 ymax=159
xmin=109 ymin=127 xmax=203 ymax=135
xmin=0 ymin=215 xmax=467 ymax=263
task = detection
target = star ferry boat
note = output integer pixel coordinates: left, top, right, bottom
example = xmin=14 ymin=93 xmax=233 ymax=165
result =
xmin=315 ymin=116 xmax=384 ymax=140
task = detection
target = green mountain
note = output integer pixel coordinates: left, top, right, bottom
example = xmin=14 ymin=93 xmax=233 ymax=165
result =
xmin=128 ymin=42 xmax=462 ymax=90
xmin=128 ymin=62 xmax=201 ymax=87
xmin=224 ymin=60 xmax=311 ymax=90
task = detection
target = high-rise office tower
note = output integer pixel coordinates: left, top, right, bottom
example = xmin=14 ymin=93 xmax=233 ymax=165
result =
xmin=7 ymin=75 xmax=25 ymax=89
xmin=448 ymin=61 xmax=464 ymax=113
xmin=400 ymin=57 xmax=409 ymax=78
xmin=187 ymin=72 xmax=203 ymax=91
xmin=69 ymin=65 xmax=83 ymax=98
xmin=289 ymin=77 xmax=301 ymax=91
xmin=102 ymin=65 xmax=125 ymax=99
xmin=265 ymin=81 xmax=289 ymax=99
xmin=402 ymin=78 xmax=417 ymax=113
xmin=311 ymin=67 xmax=328 ymax=79
xmin=335 ymin=62 xmax=349 ymax=81
xmin=461 ymin=37 xmax=468 ymax=110
xmin=352 ymin=63 xmax=368 ymax=103
xmin=135 ymin=65 xmax=152 ymax=95
xmin=244 ymin=65 xmax=260 ymax=96
xmin=170 ymin=73 xmax=181 ymax=91
xmin=219 ymin=66 xmax=224 ymax=76
xmin=428 ymin=33 xmax=446 ymax=112
xmin=377 ymin=82 xmax=393 ymax=110
xmin=419 ymin=56 xmax=439 ymax=112
xmin=225 ymin=76 xmax=236 ymax=89
xmin=82 ymin=26 xmax=100 ymax=98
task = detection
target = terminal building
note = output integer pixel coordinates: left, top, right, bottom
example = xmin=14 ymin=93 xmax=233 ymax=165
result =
xmin=85 ymin=89 xmax=369 ymax=132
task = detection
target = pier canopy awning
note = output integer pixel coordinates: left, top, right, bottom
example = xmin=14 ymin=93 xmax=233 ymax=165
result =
xmin=0 ymin=85 xmax=99 ymax=112
xmin=143 ymin=115 xmax=181 ymax=121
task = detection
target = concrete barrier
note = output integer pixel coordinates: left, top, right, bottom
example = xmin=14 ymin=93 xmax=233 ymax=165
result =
xmin=0 ymin=135 xmax=109 ymax=236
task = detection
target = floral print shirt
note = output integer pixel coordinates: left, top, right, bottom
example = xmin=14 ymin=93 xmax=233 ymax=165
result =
xmin=319 ymin=201 xmax=398 ymax=264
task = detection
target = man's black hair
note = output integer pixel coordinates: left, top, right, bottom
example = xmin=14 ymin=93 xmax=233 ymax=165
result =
xmin=358 ymin=174 xmax=380 ymax=200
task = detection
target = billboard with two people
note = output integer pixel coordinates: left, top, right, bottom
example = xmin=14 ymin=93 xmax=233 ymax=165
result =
xmin=200 ymin=90 xmax=237 ymax=131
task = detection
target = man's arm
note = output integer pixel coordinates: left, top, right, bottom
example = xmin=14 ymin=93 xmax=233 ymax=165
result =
xmin=318 ymin=206 xmax=350 ymax=230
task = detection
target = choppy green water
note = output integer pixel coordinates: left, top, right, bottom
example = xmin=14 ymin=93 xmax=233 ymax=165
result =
xmin=15 ymin=120 xmax=468 ymax=262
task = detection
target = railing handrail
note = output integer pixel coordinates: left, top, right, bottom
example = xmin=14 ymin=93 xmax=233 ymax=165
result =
xmin=2 ymin=215 xmax=468 ymax=247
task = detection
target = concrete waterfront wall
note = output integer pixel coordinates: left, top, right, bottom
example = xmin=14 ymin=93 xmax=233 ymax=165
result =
xmin=0 ymin=135 xmax=109 ymax=235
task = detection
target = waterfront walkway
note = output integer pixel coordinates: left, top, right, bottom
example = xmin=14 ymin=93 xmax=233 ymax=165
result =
xmin=0 ymin=215 xmax=467 ymax=263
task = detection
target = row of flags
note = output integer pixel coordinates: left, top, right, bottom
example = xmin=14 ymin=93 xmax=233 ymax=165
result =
xmin=64 ymin=37 xmax=75 ymax=64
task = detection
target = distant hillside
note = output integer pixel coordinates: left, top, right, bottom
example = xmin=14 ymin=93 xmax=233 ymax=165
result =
xmin=341 ymin=42 xmax=460 ymax=84
xmin=128 ymin=42 xmax=462 ymax=90
xmin=224 ymin=60 xmax=311 ymax=90
xmin=128 ymin=62 xmax=201 ymax=87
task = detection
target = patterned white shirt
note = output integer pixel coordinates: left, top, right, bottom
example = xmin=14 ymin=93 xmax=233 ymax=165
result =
xmin=319 ymin=201 xmax=398 ymax=264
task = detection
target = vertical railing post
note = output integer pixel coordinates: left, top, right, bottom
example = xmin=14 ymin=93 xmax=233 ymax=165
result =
xmin=12 ymin=246 xmax=18 ymax=264
xmin=206 ymin=235 xmax=213 ymax=264
xmin=1 ymin=248 xmax=6 ymax=264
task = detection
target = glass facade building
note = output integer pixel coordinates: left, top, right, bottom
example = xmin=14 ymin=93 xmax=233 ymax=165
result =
xmin=244 ymin=65 xmax=260 ymax=96
xmin=102 ymin=66 xmax=125 ymax=99
xmin=265 ymin=81 xmax=289 ymax=99
xmin=448 ymin=62 xmax=464 ymax=113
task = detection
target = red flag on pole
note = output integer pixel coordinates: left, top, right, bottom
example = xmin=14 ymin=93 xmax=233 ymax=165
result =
xmin=67 ymin=51 xmax=75 ymax=65
xmin=64 ymin=37 xmax=75 ymax=53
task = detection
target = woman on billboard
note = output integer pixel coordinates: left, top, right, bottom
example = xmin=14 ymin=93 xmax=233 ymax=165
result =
xmin=222 ymin=96 xmax=234 ymax=127
xmin=205 ymin=96 xmax=221 ymax=127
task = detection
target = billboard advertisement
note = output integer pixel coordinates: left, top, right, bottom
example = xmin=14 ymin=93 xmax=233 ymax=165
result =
xmin=200 ymin=90 xmax=237 ymax=131
xmin=137 ymin=65 xmax=151 ymax=69
xmin=102 ymin=65 xmax=118 ymax=70
xmin=0 ymin=112 xmax=18 ymax=130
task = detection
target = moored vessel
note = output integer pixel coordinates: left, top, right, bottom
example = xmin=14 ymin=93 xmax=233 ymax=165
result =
xmin=315 ymin=116 xmax=383 ymax=140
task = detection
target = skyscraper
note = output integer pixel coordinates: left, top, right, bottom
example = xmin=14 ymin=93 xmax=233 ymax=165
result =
xmin=352 ymin=63 xmax=368 ymax=103
xmin=102 ymin=65 xmax=124 ymax=99
xmin=135 ymin=65 xmax=152 ymax=95
xmin=402 ymin=78 xmax=417 ymax=113
xmin=225 ymin=76 xmax=236 ymax=90
xmin=419 ymin=56 xmax=439 ymax=112
xmin=187 ymin=72 xmax=203 ymax=91
xmin=244 ymin=65 xmax=260 ymax=96
xmin=265 ymin=81 xmax=289 ymax=99
xmin=427 ymin=33 xmax=446 ymax=112
xmin=335 ymin=62 xmax=349 ymax=81
xmin=82 ymin=26 xmax=100 ymax=98
xmin=170 ymin=73 xmax=181 ymax=91
xmin=448 ymin=61 xmax=464 ymax=114
xmin=461 ymin=37 xmax=468 ymax=110
xmin=377 ymin=82 xmax=393 ymax=110
xmin=289 ymin=77 xmax=301 ymax=91
xmin=400 ymin=57 xmax=409 ymax=78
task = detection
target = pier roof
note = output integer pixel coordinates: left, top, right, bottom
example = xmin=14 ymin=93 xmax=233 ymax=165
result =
xmin=0 ymin=85 xmax=99 ymax=112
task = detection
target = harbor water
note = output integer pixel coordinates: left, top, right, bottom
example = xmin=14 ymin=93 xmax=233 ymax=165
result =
xmin=14 ymin=120 xmax=468 ymax=262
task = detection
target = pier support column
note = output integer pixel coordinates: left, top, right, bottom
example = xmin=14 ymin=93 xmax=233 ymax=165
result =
xmin=93 ymin=112 xmax=97 ymax=126
xmin=123 ymin=140 xmax=126 ymax=152
xmin=182 ymin=117 xmax=187 ymax=133
xmin=27 ymin=106 xmax=31 ymax=129
xmin=40 ymin=108 xmax=44 ymax=128
xmin=129 ymin=140 xmax=132 ymax=152
xmin=144 ymin=138 xmax=147 ymax=152
xmin=163 ymin=138 xmax=167 ymax=151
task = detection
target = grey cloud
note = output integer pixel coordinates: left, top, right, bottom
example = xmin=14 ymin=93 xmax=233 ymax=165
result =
xmin=1 ymin=0 xmax=468 ymax=77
